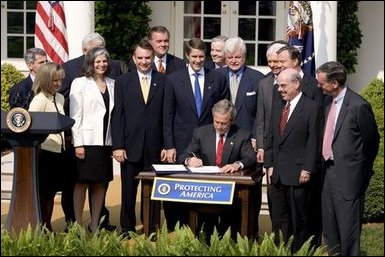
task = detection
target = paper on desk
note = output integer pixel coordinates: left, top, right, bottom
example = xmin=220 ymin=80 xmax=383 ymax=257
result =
xmin=188 ymin=166 xmax=222 ymax=173
xmin=152 ymin=164 xmax=188 ymax=171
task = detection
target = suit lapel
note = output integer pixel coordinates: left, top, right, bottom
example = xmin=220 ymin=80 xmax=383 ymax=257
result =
xmin=88 ymin=77 xmax=106 ymax=109
xmin=146 ymin=71 xmax=160 ymax=104
xmin=201 ymin=68 xmax=214 ymax=114
xmin=280 ymin=95 xmax=305 ymax=142
xmin=222 ymin=126 xmax=236 ymax=164
xmin=207 ymin=126 xmax=218 ymax=164
xmin=333 ymin=90 xmax=350 ymax=140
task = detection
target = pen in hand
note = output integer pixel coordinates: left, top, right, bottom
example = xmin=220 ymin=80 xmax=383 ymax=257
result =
xmin=190 ymin=152 xmax=203 ymax=167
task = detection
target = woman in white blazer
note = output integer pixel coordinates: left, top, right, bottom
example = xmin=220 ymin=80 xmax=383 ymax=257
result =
xmin=69 ymin=47 xmax=114 ymax=233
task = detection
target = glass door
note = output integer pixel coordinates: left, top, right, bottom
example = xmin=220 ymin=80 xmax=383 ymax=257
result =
xmin=175 ymin=1 xmax=285 ymax=68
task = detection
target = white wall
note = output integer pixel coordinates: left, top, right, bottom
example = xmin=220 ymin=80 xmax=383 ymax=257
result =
xmin=65 ymin=2 xmax=94 ymax=59
xmin=347 ymin=2 xmax=384 ymax=92
xmin=148 ymin=1 xmax=177 ymax=55
xmin=312 ymin=1 xmax=338 ymax=69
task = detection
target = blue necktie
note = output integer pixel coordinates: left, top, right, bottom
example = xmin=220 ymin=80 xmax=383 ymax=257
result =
xmin=193 ymin=73 xmax=202 ymax=117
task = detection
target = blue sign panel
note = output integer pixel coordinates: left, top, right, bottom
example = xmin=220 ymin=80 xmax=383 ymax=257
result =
xmin=151 ymin=177 xmax=235 ymax=204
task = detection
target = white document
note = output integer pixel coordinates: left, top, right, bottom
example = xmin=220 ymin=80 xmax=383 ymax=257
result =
xmin=152 ymin=164 xmax=188 ymax=172
xmin=188 ymin=166 xmax=222 ymax=174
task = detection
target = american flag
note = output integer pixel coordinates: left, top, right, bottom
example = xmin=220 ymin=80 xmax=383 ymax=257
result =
xmin=35 ymin=1 xmax=69 ymax=64
xmin=286 ymin=1 xmax=315 ymax=77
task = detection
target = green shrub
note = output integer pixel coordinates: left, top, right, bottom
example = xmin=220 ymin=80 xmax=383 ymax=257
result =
xmin=1 ymin=223 xmax=326 ymax=256
xmin=360 ymin=78 xmax=384 ymax=222
xmin=1 ymin=63 xmax=25 ymax=111
xmin=95 ymin=1 xmax=152 ymax=69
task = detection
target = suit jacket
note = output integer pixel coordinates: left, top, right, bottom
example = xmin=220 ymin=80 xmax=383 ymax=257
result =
xmin=163 ymin=67 xmax=229 ymax=156
xmin=111 ymin=70 xmax=167 ymax=168
xmin=61 ymin=55 xmax=122 ymax=114
xmin=265 ymin=94 xmax=322 ymax=186
xmin=178 ymin=124 xmax=256 ymax=169
xmin=300 ymin=72 xmax=324 ymax=106
xmin=9 ymin=75 xmax=34 ymax=109
xmin=217 ymin=66 xmax=265 ymax=137
xmin=69 ymin=76 xmax=115 ymax=147
xmin=255 ymin=73 xmax=275 ymax=149
xmin=128 ymin=53 xmax=186 ymax=74
xmin=203 ymin=60 xmax=216 ymax=71
xmin=325 ymin=88 xmax=379 ymax=199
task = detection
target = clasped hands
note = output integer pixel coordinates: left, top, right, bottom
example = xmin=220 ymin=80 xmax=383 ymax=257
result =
xmin=112 ymin=149 xmax=168 ymax=163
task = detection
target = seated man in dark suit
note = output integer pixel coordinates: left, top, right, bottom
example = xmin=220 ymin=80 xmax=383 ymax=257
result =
xmin=9 ymin=48 xmax=48 ymax=109
xmin=179 ymin=99 xmax=256 ymax=239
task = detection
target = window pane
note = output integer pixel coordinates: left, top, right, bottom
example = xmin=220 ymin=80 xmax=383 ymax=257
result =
xmin=205 ymin=42 xmax=211 ymax=57
xmin=259 ymin=1 xmax=276 ymax=16
xmin=8 ymin=12 xmax=24 ymax=33
xmin=27 ymin=36 xmax=35 ymax=49
xmin=7 ymin=1 xmax=23 ymax=9
xmin=26 ymin=1 xmax=37 ymax=9
xmin=245 ymin=44 xmax=255 ymax=66
xmin=203 ymin=17 xmax=220 ymax=40
xmin=258 ymin=43 xmax=269 ymax=66
xmin=239 ymin=18 xmax=256 ymax=41
xmin=26 ymin=12 xmax=36 ymax=34
xmin=184 ymin=17 xmax=201 ymax=38
xmin=258 ymin=19 xmax=275 ymax=41
xmin=204 ymin=1 xmax=221 ymax=15
xmin=184 ymin=1 xmax=201 ymax=14
xmin=239 ymin=0 xmax=256 ymax=15
xmin=8 ymin=37 xmax=24 ymax=58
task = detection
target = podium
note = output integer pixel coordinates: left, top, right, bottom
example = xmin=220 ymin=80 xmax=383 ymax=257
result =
xmin=1 ymin=109 xmax=74 ymax=233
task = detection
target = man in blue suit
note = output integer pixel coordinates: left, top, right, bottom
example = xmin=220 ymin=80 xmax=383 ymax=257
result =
xmin=9 ymin=48 xmax=47 ymax=109
xmin=317 ymin=61 xmax=379 ymax=256
xmin=163 ymin=38 xmax=229 ymax=230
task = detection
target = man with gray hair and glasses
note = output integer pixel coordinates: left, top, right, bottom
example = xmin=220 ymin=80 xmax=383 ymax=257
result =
xmin=9 ymin=47 xmax=48 ymax=109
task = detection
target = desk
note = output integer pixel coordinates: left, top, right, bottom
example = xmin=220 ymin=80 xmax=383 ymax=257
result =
xmin=136 ymin=169 xmax=262 ymax=238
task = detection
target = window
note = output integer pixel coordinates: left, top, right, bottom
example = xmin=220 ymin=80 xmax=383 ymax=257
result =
xmin=1 ymin=1 xmax=37 ymax=58
xmin=175 ymin=1 xmax=285 ymax=68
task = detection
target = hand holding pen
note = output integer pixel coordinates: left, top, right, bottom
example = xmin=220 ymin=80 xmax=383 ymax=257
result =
xmin=188 ymin=152 xmax=203 ymax=167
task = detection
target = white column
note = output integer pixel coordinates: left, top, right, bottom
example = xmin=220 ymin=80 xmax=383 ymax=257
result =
xmin=311 ymin=1 xmax=337 ymax=68
xmin=64 ymin=1 xmax=94 ymax=59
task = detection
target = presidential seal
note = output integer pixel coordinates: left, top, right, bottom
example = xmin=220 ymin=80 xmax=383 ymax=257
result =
xmin=6 ymin=107 xmax=32 ymax=133
xmin=157 ymin=183 xmax=171 ymax=195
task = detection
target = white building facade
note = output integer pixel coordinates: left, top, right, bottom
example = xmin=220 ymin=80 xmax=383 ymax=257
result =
xmin=1 ymin=1 xmax=383 ymax=92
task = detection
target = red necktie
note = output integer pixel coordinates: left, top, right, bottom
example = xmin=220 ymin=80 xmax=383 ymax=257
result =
xmin=215 ymin=134 xmax=224 ymax=167
xmin=279 ymin=102 xmax=290 ymax=137
xmin=322 ymin=100 xmax=337 ymax=160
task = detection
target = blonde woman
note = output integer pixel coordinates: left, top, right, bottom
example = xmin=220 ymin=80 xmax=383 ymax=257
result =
xmin=69 ymin=47 xmax=114 ymax=233
xmin=29 ymin=62 xmax=74 ymax=231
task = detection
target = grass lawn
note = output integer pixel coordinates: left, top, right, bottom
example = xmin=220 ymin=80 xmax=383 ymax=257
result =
xmin=361 ymin=222 xmax=384 ymax=256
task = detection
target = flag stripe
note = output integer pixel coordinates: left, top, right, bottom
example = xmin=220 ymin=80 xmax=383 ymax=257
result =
xmin=35 ymin=13 xmax=68 ymax=57
xmin=35 ymin=1 xmax=68 ymax=64
xmin=35 ymin=25 xmax=66 ymax=64
xmin=36 ymin=4 xmax=68 ymax=53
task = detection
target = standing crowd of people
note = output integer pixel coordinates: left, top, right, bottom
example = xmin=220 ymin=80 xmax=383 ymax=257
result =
xmin=8 ymin=25 xmax=380 ymax=256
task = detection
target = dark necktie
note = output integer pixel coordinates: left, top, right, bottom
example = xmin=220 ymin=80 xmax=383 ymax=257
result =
xmin=193 ymin=73 xmax=202 ymax=117
xmin=158 ymin=59 xmax=165 ymax=73
xmin=279 ymin=102 xmax=290 ymax=137
xmin=215 ymin=134 xmax=224 ymax=167
xmin=322 ymin=100 xmax=337 ymax=160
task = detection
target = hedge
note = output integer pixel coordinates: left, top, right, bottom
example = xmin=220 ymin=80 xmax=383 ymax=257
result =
xmin=360 ymin=78 xmax=384 ymax=222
